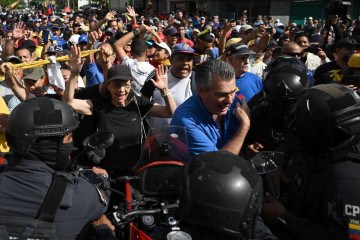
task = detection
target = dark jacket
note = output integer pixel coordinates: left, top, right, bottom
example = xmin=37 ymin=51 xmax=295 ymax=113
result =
xmin=0 ymin=159 xmax=110 ymax=240
xmin=280 ymin=149 xmax=360 ymax=240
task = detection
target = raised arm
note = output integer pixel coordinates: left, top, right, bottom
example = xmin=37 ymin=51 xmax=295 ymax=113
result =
xmin=63 ymin=46 xmax=94 ymax=115
xmin=3 ymin=22 xmax=24 ymax=59
xmin=126 ymin=6 xmax=137 ymax=27
xmin=1 ymin=63 xmax=35 ymax=101
xmin=114 ymin=23 xmax=151 ymax=61
xmin=92 ymin=10 xmax=116 ymax=32
xmin=149 ymin=65 xmax=177 ymax=118
xmin=220 ymin=102 xmax=250 ymax=155
xmin=219 ymin=21 xmax=233 ymax=56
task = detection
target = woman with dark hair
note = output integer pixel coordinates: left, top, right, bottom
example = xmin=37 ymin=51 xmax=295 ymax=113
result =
xmin=63 ymin=46 xmax=176 ymax=177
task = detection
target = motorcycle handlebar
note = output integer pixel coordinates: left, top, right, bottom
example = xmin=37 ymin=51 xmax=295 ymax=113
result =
xmin=123 ymin=208 xmax=162 ymax=219
xmin=114 ymin=203 xmax=179 ymax=222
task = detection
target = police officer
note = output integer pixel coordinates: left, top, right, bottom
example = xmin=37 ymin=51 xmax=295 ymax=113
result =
xmin=262 ymin=84 xmax=360 ymax=240
xmin=246 ymin=56 xmax=310 ymax=154
xmin=0 ymin=97 xmax=111 ymax=240
xmin=181 ymin=151 xmax=278 ymax=240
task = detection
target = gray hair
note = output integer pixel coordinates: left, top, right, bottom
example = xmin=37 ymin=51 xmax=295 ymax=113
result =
xmin=195 ymin=60 xmax=235 ymax=91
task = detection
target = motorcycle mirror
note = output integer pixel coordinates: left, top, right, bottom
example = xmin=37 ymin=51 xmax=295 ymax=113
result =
xmin=251 ymin=151 xmax=283 ymax=174
xmin=83 ymin=132 xmax=115 ymax=151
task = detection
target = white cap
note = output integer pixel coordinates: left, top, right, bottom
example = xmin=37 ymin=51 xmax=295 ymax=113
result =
xmin=154 ymin=42 xmax=172 ymax=56
xmin=69 ymin=34 xmax=80 ymax=45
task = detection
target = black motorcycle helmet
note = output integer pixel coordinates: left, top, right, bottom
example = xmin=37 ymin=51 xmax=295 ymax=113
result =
xmin=180 ymin=151 xmax=263 ymax=239
xmin=6 ymin=98 xmax=79 ymax=163
xmin=264 ymin=56 xmax=310 ymax=103
xmin=293 ymin=83 xmax=360 ymax=152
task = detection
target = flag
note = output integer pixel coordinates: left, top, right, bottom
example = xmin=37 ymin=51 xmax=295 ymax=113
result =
xmin=46 ymin=4 xmax=53 ymax=16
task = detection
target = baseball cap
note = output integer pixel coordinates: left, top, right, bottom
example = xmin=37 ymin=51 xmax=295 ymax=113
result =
xmin=165 ymin=27 xmax=179 ymax=36
xmin=45 ymin=44 xmax=63 ymax=54
xmin=172 ymin=43 xmax=197 ymax=55
xmin=200 ymin=16 xmax=205 ymax=20
xmin=79 ymin=25 xmax=90 ymax=32
xmin=225 ymin=43 xmax=255 ymax=57
xmin=225 ymin=38 xmax=241 ymax=48
xmin=51 ymin=24 xmax=61 ymax=30
xmin=78 ymin=34 xmax=88 ymax=43
xmin=107 ymin=65 xmax=133 ymax=82
xmin=240 ymin=25 xmax=253 ymax=33
xmin=21 ymin=40 xmax=36 ymax=52
xmin=23 ymin=67 xmax=45 ymax=81
xmin=154 ymin=42 xmax=172 ymax=55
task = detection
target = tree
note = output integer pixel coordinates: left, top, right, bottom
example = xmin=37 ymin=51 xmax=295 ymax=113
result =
xmin=0 ymin=0 xmax=17 ymax=8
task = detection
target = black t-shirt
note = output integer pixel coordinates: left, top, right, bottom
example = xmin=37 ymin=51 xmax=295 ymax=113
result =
xmin=91 ymin=95 xmax=153 ymax=176
xmin=313 ymin=61 xmax=342 ymax=85
xmin=72 ymin=85 xmax=102 ymax=162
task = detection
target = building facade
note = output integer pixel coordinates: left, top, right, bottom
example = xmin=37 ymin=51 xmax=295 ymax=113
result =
xmin=109 ymin=0 xmax=359 ymax=25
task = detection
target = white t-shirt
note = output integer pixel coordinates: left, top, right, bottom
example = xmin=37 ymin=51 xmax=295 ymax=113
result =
xmin=149 ymin=70 xmax=193 ymax=127
xmin=251 ymin=61 xmax=267 ymax=78
xmin=122 ymin=56 xmax=155 ymax=95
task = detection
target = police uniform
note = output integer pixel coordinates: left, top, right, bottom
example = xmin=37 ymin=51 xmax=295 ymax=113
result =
xmin=279 ymin=148 xmax=360 ymax=240
xmin=0 ymin=159 xmax=110 ymax=240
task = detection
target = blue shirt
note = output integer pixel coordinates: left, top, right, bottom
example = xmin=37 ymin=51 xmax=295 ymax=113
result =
xmin=170 ymin=95 xmax=239 ymax=156
xmin=235 ymin=72 xmax=263 ymax=103
xmin=83 ymin=61 xmax=104 ymax=88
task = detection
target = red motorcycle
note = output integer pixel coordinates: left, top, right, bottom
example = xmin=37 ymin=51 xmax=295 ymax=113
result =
xmin=110 ymin=126 xmax=192 ymax=240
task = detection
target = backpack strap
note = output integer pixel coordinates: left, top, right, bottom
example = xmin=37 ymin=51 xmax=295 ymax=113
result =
xmin=0 ymin=225 xmax=9 ymax=240
xmin=37 ymin=173 xmax=69 ymax=222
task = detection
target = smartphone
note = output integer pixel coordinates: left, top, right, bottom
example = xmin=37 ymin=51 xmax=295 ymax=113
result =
xmin=305 ymin=46 xmax=320 ymax=55
xmin=251 ymin=151 xmax=284 ymax=174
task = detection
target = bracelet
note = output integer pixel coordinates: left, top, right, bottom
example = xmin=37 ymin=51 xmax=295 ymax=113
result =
xmin=161 ymin=89 xmax=171 ymax=97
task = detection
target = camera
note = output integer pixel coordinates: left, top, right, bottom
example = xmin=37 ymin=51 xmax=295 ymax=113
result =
xmin=304 ymin=45 xmax=320 ymax=55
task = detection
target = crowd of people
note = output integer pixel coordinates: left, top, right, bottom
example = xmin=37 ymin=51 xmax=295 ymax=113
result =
xmin=0 ymin=3 xmax=359 ymax=239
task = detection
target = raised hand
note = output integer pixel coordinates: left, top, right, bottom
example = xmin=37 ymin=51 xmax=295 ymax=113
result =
xmin=105 ymin=10 xmax=116 ymax=21
xmin=151 ymin=65 xmax=168 ymax=91
xmin=233 ymin=102 xmax=250 ymax=128
xmin=126 ymin=6 xmax=137 ymax=18
xmin=68 ymin=45 xmax=83 ymax=75
xmin=88 ymin=30 xmax=100 ymax=45
xmin=12 ymin=21 xmax=24 ymax=40
xmin=0 ymin=63 xmax=14 ymax=77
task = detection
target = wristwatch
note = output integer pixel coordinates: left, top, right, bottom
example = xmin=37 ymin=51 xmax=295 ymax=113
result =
xmin=133 ymin=29 xmax=140 ymax=37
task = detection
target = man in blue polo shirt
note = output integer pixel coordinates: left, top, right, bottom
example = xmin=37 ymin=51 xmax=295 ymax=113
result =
xmin=226 ymin=42 xmax=263 ymax=103
xmin=170 ymin=60 xmax=250 ymax=156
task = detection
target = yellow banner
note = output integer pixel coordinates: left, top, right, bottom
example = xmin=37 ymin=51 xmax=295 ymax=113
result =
xmin=8 ymin=0 xmax=21 ymax=10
